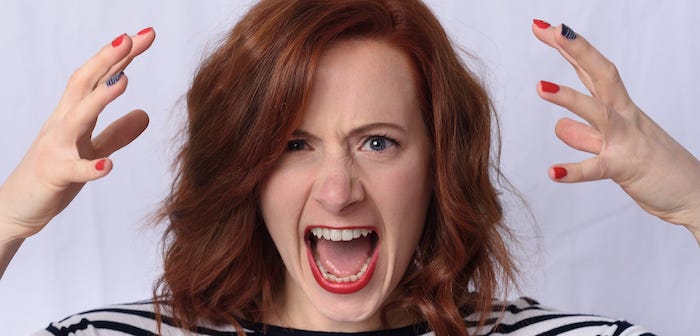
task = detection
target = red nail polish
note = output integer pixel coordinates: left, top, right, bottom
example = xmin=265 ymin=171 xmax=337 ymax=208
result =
xmin=137 ymin=27 xmax=153 ymax=35
xmin=553 ymin=167 xmax=567 ymax=179
xmin=95 ymin=159 xmax=107 ymax=171
xmin=540 ymin=80 xmax=560 ymax=94
xmin=111 ymin=34 xmax=126 ymax=48
xmin=533 ymin=19 xmax=551 ymax=29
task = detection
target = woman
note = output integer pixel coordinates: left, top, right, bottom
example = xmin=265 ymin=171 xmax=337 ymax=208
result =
xmin=1 ymin=0 xmax=698 ymax=335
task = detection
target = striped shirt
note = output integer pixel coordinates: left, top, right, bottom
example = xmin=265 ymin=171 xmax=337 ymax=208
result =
xmin=34 ymin=297 xmax=655 ymax=335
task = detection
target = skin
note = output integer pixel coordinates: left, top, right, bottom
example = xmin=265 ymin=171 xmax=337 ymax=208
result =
xmin=531 ymin=22 xmax=700 ymax=240
xmin=0 ymin=18 xmax=698 ymax=331
xmin=0 ymin=30 xmax=155 ymax=279
xmin=259 ymin=39 xmax=432 ymax=331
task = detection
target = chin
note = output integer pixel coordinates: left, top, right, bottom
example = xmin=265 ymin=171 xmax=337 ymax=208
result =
xmin=301 ymin=253 xmax=400 ymax=330
xmin=319 ymin=300 xmax=380 ymax=323
xmin=306 ymin=281 xmax=388 ymax=330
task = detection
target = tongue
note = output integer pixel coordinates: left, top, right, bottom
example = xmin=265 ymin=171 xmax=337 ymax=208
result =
xmin=315 ymin=236 xmax=373 ymax=277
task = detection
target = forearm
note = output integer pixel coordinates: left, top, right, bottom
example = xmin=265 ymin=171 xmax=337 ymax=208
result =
xmin=0 ymin=235 xmax=24 ymax=280
xmin=0 ymin=184 xmax=28 ymax=280
xmin=687 ymin=211 xmax=700 ymax=245
xmin=679 ymin=205 xmax=700 ymax=245
xmin=682 ymin=163 xmax=700 ymax=245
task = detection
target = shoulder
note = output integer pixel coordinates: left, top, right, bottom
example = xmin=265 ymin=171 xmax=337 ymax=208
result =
xmin=32 ymin=300 xmax=250 ymax=336
xmin=464 ymin=297 xmax=656 ymax=336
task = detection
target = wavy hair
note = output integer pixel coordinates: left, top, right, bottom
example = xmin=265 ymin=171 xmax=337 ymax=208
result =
xmin=155 ymin=1 xmax=517 ymax=335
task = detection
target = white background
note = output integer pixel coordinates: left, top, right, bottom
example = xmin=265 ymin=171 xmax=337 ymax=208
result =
xmin=1 ymin=1 xmax=698 ymax=335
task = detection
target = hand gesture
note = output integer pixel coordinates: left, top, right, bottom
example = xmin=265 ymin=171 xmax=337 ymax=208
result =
xmin=0 ymin=28 xmax=155 ymax=241
xmin=532 ymin=20 xmax=700 ymax=241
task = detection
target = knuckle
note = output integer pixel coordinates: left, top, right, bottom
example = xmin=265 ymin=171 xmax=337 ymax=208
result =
xmin=67 ymin=68 xmax=91 ymax=91
xmin=603 ymin=61 xmax=622 ymax=83
xmin=594 ymin=158 xmax=609 ymax=179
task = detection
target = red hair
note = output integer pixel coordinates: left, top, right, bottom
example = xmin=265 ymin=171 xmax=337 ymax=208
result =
xmin=156 ymin=1 xmax=517 ymax=335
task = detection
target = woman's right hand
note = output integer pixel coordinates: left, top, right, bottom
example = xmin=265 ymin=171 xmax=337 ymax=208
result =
xmin=0 ymin=28 xmax=155 ymax=242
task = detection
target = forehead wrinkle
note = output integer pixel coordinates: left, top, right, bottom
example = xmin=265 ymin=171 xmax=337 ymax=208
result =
xmin=296 ymin=38 xmax=422 ymax=157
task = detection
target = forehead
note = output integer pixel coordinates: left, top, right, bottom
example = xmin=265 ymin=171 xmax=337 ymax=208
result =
xmin=302 ymin=39 xmax=421 ymax=129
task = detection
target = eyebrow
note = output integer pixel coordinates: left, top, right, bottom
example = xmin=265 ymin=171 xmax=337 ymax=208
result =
xmin=290 ymin=122 xmax=408 ymax=140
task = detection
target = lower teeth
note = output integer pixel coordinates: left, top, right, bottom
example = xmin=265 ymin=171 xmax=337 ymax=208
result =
xmin=315 ymin=257 xmax=371 ymax=283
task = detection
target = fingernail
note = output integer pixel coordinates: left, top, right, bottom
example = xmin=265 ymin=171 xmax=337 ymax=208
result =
xmin=137 ymin=27 xmax=153 ymax=35
xmin=95 ymin=159 xmax=107 ymax=171
xmin=533 ymin=19 xmax=551 ymax=29
xmin=553 ymin=167 xmax=568 ymax=179
xmin=106 ymin=71 xmax=124 ymax=87
xmin=111 ymin=33 xmax=126 ymax=47
xmin=561 ymin=23 xmax=577 ymax=40
xmin=540 ymin=80 xmax=560 ymax=94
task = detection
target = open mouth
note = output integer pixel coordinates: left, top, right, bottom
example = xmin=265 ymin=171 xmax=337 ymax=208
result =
xmin=305 ymin=226 xmax=380 ymax=294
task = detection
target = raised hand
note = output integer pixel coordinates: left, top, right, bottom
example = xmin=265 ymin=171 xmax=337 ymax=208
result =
xmin=0 ymin=28 xmax=155 ymax=245
xmin=531 ymin=20 xmax=700 ymax=242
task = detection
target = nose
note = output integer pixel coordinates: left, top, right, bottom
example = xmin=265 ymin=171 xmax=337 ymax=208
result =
xmin=313 ymin=154 xmax=365 ymax=213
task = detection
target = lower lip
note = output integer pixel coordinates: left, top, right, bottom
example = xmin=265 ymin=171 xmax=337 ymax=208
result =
xmin=305 ymin=236 xmax=380 ymax=295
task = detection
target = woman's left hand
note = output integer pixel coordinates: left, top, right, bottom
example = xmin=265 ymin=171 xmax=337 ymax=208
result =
xmin=531 ymin=20 xmax=700 ymax=243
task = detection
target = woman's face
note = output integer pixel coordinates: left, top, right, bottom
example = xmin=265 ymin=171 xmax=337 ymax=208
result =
xmin=260 ymin=39 xmax=432 ymax=331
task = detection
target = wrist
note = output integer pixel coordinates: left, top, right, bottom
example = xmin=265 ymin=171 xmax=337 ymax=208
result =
xmin=0 ymin=217 xmax=25 ymax=244
xmin=690 ymin=227 xmax=700 ymax=247
xmin=683 ymin=201 xmax=700 ymax=244
xmin=0 ymin=184 xmax=46 ymax=241
xmin=0 ymin=235 xmax=24 ymax=280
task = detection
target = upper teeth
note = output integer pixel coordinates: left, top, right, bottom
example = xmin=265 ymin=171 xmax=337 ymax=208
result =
xmin=310 ymin=228 xmax=372 ymax=241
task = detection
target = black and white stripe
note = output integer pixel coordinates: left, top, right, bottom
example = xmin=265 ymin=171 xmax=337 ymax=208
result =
xmin=34 ymin=298 xmax=655 ymax=336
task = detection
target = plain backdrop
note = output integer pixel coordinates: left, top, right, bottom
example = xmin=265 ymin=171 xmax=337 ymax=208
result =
xmin=1 ymin=1 xmax=698 ymax=335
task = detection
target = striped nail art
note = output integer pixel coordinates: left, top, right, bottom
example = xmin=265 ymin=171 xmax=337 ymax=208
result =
xmin=561 ymin=24 xmax=577 ymax=40
xmin=106 ymin=71 xmax=124 ymax=87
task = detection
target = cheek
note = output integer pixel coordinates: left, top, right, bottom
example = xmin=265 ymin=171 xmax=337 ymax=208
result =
xmin=372 ymin=153 xmax=432 ymax=240
xmin=260 ymin=167 xmax=312 ymax=242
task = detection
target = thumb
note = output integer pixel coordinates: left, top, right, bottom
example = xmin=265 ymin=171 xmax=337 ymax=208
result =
xmin=549 ymin=156 xmax=608 ymax=183
xmin=66 ymin=158 xmax=113 ymax=183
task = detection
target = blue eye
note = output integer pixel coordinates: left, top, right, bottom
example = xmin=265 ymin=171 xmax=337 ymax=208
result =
xmin=286 ymin=139 xmax=308 ymax=151
xmin=361 ymin=136 xmax=396 ymax=152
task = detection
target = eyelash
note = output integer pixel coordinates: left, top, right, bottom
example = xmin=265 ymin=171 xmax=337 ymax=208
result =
xmin=284 ymin=135 xmax=400 ymax=152
xmin=360 ymin=134 xmax=399 ymax=152
xmin=286 ymin=139 xmax=309 ymax=152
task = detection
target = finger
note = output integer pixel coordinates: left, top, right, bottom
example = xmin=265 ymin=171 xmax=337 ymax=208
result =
xmin=93 ymin=110 xmax=149 ymax=158
xmin=57 ymin=34 xmax=133 ymax=112
xmin=537 ymin=80 xmax=610 ymax=131
xmin=534 ymin=20 xmax=631 ymax=107
xmin=531 ymin=19 xmax=594 ymax=91
xmin=66 ymin=157 xmax=114 ymax=184
xmin=548 ymin=156 xmax=609 ymax=183
xmin=64 ymin=72 xmax=129 ymax=135
xmin=554 ymin=117 xmax=603 ymax=155
xmin=97 ymin=27 xmax=156 ymax=86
